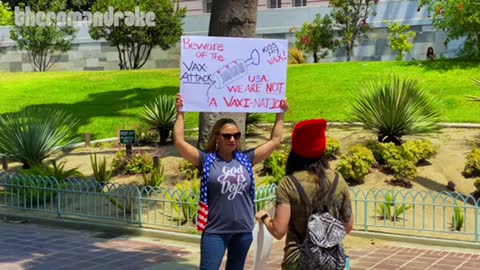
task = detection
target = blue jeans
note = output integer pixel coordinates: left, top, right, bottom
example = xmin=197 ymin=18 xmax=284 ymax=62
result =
xmin=200 ymin=232 xmax=253 ymax=270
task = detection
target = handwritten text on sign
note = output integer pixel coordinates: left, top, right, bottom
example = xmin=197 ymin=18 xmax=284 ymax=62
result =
xmin=179 ymin=36 xmax=288 ymax=113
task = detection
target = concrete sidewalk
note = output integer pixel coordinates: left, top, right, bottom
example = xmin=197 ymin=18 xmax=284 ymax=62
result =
xmin=1 ymin=220 xmax=480 ymax=270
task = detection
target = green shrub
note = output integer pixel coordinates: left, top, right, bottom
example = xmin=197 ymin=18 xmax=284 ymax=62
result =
xmin=111 ymin=150 xmax=153 ymax=175
xmin=388 ymin=159 xmax=417 ymax=181
xmin=463 ymin=148 xmax=480 ymax=178
xmin=179 ymin=160 xmax=200 ymax=180
xmin=125 ymin=153 xmax=153 ymax=175
xmin=336 ymin=145 xmax=376 ymax=184
xmin=325 ymin=137 xmax=341 ymax=159
xmin=169 ymin=175 xmax=200 ymax=224
xmin=142 ymin=165 xmax=164 ymax=188
xmin=0 ymin=108 xmax=80 ymax=169
xmin=365 ymin=140 xmax=386 ymax=164
xmin=26 ymin=160 xmax=83 ymax=181
xmin=402 ymin=140 xmax=437 ymax=165
xmin=134 ymin=124 xmax=159 ymax=146
xmin=449 ymin=202 xmax=464 ymax=231
xmin=377 ymin=192 xmax=412 ymax=221
xmin=348 ymin=75 xmax=441 ymax=145
xmin=139 ymin=95 xmax=177 ymax=145
xmin=111 ymin=150 xmax=128 ymax=175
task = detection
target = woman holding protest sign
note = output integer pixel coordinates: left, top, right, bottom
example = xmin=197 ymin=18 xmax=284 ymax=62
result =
xmin=173 ymin=93 xmax=288 ymax=270
xmin=255 ymin=119 xmax=353 ymax=270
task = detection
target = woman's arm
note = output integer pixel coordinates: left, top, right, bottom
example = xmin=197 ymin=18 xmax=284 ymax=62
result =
xmin=255 ymin=204 xmax=291 ymax=240
xmin=252 ymin=100 xmax=289 ymax=165
xmin=173 ymin=94 xmax=200 ymax=167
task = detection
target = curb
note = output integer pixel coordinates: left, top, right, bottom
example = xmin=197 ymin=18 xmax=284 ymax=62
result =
xmin=1 ymin=212 xmax=201 ymax=244
xmin=351 ymin=231 xmax=480 ymax=250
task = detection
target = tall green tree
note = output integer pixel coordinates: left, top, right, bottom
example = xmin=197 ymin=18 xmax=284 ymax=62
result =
xmin=0 ymin=1 xmax=13 ymax=25
xmin=329 ymin=0 xmax=379 ymax=61
xmin=198 ymin=0 xmax=259 ymax=149
xmin=9 ymin=0 xmax=77 ymax=71
xmin=294 ymin=14 xmax=337 ymax=63
xmin=89 ymin=0 xmax=185 ymax=70
xmin=387 ymin=22 xmax=416 ymax=61
xmin=419 ymin=0 xmax=480 ymax=57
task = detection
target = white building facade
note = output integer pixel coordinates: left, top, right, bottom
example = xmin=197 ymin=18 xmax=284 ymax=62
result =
xmin=0 ymin=0 xmax=463 ymax=72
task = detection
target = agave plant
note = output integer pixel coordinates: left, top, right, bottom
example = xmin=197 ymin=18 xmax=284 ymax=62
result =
xmin=377 ymin=192 xmax=412 ymax=221
xmin=27 ymin=160 xmax=83 ymax=181
xmin=449 ymin=202 xmax=464 ymax=231
xmin=139 ymin=95 xmax=177 ymax=145
xmin=246 ymin=113 xmax=264 ymax=135
xmin=349 ymin=76 xmax=442 ymax=145
xmin=0 ymin=108 xmax=80 ymax=169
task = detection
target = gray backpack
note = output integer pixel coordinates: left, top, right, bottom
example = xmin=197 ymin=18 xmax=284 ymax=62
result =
xmin=290 ymin=174 xmax=347 ymax=270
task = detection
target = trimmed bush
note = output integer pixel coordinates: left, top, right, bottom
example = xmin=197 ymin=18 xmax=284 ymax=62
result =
xmin=402 ymin=140 xmax=437 ymax=165
xmin=336 ymin=145 xmax=376 ymax=184
xmin=325 ymin=137 xmax=341 ymax=159
xmin=464 ymin=148 xmax=480 ymax=178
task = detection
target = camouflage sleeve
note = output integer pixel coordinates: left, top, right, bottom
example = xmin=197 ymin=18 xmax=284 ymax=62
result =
xmin=275 ymin=176 xmax=291 ymax=206
xmin=337 ymin=174 xmax=353 ymax=223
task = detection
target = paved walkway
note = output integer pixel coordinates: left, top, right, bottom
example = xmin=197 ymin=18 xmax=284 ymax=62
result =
xmin=1 ymin=220 xmax=480 ymax=270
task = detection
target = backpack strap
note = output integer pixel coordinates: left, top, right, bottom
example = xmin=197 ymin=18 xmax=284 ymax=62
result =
xmin=288 ymin=173 xmax=340 ymax=243
xmin=289 ymin=174 xmax=312 ymax=212
xmin=289 ymin=174 xmax=310 ymax=243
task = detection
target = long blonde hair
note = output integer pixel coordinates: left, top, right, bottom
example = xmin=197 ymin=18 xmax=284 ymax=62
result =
xmin=205 ymin=118 xmax=242 ymax=153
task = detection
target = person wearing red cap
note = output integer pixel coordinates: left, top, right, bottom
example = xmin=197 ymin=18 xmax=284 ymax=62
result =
xmin=255 ymin=119 xmax=353 ymax=270
xmin=174 ymin=94 xmax=289 ymax=270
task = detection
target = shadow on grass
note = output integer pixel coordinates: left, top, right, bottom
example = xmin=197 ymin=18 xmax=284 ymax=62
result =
xmin=10 ymin=86 xmax=178 ymax=139
xmin=399 ymin=58 xmax=480 ymax=73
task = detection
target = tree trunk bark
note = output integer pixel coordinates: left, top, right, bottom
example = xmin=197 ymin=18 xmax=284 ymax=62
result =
xmin=197 ymin=0 xmax=259 ymax=149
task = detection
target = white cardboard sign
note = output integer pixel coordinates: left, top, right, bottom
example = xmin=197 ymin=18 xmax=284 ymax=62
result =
xmin=179 ymin=36 xmax=288 ymax=113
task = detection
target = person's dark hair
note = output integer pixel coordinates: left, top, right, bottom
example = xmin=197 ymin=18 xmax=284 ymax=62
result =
xmin=426 ymin=47 xmax=435 ymax=59
xmin=205 ymin=118 xmax=242 ymax=153
xmin=286 ymin=150 xmax=332 ymax=211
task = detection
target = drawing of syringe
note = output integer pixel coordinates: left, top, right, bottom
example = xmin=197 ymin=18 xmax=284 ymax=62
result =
xmin=207 ymin=49 xmax=261 ymax=101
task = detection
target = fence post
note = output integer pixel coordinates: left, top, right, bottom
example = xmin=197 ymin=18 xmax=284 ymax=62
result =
xmin=364 ymin=193 xmax=368 ymax=232
xmin=475 ymin=204 xmax=478 ymax=242
xmin=137 ymin=195 xmax=143 ymax=227
xmin=57 ymin=181 xmax=62 ymax=217
xmin=153 ymin=155 xmax=160 ymax=171
xmin=85 ymin=133 xmax=91 ymax=148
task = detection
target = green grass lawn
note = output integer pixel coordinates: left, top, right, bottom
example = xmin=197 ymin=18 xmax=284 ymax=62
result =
xmin=1 ymin=59 xmax=479 ymax=139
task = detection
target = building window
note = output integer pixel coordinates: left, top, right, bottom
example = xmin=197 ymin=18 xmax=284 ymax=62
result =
xmin=269 ymin=0 xmax=281 ymax=8
xmin=204 ymin=0 xmax=212 ymax=13
xmin=293 ymin=0 xmax=306 ymax=7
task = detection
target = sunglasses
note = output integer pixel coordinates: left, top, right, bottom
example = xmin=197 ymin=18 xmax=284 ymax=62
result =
xmin=220 ymin=132 xmax=241 ymax=140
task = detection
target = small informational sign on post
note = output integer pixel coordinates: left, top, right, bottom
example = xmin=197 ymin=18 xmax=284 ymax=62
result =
xmin=119 ymin=130 xmax=135 ymax=158
xmin=179 ymin=36 xmax=288 ymax=113
xmin=120 ymin=130 xmax=136 ymax=145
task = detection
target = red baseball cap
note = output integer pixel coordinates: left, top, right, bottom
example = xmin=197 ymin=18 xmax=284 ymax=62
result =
xmin=291 ymin=119 xmax=327 ymax=159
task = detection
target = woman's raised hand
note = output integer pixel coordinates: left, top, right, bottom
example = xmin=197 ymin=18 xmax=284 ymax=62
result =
xmin=176 ymin=94 xmax=183 ymax=112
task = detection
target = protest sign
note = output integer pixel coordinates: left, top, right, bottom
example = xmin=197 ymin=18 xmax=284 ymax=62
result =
xmin=180 ymin=36 xmax=288 ymax=113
